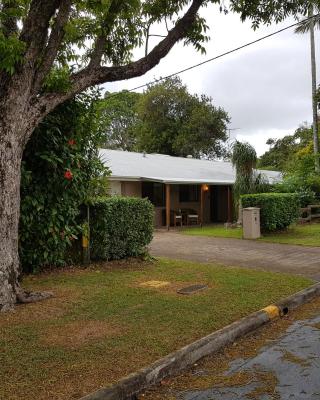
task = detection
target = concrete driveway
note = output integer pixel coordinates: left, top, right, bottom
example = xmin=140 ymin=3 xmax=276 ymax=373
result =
xmin=150 ymin=231 xmax=320 ymax=280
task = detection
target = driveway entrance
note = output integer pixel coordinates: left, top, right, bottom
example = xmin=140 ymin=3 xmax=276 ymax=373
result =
xmin=150 ymin=231 xmax=320 ymax=280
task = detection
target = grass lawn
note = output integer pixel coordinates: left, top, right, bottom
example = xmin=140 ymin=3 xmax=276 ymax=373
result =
xmin=183 ymin=223 xmax=320 ymax=247
xmin=0 ymin=258 xmax=312 ymax=400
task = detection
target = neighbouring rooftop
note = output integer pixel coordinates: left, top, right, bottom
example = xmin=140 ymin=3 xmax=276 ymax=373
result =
xmin=99 ymin=149 xmax=282 ymax=185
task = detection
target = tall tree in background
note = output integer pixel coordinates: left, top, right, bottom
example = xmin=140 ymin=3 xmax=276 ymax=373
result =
xmin=134 ymin=77 xmax=230 ymax=158
xmin=98 ymin=91 xmax=141 ymax=151
xmin=258 ymin=125 xmax=313 ymax=171
xmin=0 ymin=0 xmax=218 ymax=311
xmin=295 ymin=3 xmax=320 ymax=172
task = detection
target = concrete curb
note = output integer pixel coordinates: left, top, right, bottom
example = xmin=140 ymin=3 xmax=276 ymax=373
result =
xmin=80 ymin=282 xmax=320 ymax=400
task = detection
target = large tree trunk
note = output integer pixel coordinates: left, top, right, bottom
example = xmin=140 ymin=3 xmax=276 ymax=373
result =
xmin=0 ymin=126 xmax=23 ymax=311
xmin=0 ymin=118 xmax=52 ymax=312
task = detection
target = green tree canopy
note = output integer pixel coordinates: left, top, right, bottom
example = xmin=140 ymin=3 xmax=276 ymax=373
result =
xmin=229 ymin=0 xmax=311 ymax=27
xmin=133 ymin=76 xmax=229 ymax=158
xmin=98 ymin=90 xmax=141 ymax=151
xmin=258 ymin=125 xmax=313 ymax=171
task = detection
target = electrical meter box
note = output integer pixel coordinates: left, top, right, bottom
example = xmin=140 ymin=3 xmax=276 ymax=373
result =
xmin=242 ymin=207 xmax=261 ymax=239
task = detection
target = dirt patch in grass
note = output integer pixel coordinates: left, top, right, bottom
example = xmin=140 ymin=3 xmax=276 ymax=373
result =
xmin=42 ymin=320 xmax=122 ymax=348
xmin=0 ymin=287 xmax=80 ymax=328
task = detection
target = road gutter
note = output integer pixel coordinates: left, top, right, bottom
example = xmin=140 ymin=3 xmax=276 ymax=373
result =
xmin=80 ymin=282 xmax=320 ymax=400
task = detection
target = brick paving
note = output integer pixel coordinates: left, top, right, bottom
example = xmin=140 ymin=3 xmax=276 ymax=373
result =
xmin=150 ymin=231 xmax=320 ymax=280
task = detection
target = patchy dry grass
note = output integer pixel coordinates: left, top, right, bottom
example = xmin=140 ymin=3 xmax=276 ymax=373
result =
xmin=41 ymin=320 xmax=123 ymax=348
xmin=0 ymin=258 xmax=313 ymax=400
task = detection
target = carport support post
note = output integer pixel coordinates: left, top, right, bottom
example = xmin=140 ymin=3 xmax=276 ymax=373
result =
xmin=227 ymin=186 xmax=232 ymax=223
xmin=166 ymin=184 xmax=171 ymax=230
xmin=200 ymin=184 xmax=205 ymax=227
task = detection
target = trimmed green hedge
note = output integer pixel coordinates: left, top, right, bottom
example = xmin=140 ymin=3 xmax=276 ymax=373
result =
xmin=90 ymin=196 xmax=154 ymax=260
xmin=241 ymin=193 xmax=299 ymax=232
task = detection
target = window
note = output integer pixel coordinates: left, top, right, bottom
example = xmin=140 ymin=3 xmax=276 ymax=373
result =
xmin=142 ymin=182 xmax=165 ymax=207
xmin=179 ymin=185 xmax=200 ymax=202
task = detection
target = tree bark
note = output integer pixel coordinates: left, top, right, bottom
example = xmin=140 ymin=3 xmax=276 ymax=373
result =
xmin=0 ymin=121 xmax=53 ymax=311
xmin=0 ymin=124 xmax=24 ymax=311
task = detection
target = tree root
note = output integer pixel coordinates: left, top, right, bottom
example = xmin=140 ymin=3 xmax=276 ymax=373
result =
xmin=16 ymin=289 xmax=53 ymax=304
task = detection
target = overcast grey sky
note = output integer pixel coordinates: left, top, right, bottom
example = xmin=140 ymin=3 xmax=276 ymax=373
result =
xmin=104 ymin=3 xmax=318 ymax=156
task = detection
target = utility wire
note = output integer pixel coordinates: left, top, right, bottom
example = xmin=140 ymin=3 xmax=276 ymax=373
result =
xmin=106 ymin=13 xmax=320 ymax=98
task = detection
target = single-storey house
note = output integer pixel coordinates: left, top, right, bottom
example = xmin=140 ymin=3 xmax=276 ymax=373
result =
xmin=100 ymin=149 xmax=282 ymax=228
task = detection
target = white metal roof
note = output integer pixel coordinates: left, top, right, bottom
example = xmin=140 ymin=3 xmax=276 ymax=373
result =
xmin=99 ymin=149 xmax=282 ymax=185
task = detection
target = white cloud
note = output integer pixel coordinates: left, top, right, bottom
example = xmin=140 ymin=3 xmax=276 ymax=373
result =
xmin=103 ymin=3 xmax=317 ymax=157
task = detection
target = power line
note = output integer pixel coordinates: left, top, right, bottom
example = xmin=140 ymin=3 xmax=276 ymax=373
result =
xmin=106 ymin=13 xmax=320 ymax=98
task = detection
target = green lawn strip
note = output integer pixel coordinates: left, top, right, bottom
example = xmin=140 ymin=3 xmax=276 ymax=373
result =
xmin=260 ymin=223 xmax=320 ymax=247
xmin=183 ymin=225 xmax=243 ymax=239
xmin=0 ymin=258 xmax=312 ymax=400
xmin=183 ymin=223 xmax=320 ymax=247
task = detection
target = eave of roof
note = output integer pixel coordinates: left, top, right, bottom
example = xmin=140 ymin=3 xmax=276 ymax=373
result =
xmin=103 ymin=149 xmax=282 ymax=185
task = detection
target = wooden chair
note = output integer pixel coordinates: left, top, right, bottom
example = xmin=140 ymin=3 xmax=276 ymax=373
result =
xmin=187 ymin=213 xmax=199 ymax=225
xmin=174 ymin=210 xmax=183 ymax=227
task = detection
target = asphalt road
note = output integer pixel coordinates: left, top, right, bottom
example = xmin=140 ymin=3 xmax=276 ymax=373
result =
xmin=180 ymin=313 xmax=320 ymax=400
xmin=141 ymin=298 xmax=320 ymax=400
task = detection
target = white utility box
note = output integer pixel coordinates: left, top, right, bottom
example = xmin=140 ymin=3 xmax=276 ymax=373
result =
xmin=242 ymin=207 xmax=261 ymax=239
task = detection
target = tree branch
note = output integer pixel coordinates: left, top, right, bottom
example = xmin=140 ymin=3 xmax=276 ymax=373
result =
xmin=30 ymin=0 xmax=205 ymax=124
xmin=19 ymin=0 xmax=62 ymax=65
xmin=87 ymin=1 xmax=126 ymax=69
xmin=88 ymin=35 xmax=108 ymax=69
xmin=33 ymin=0 xmax=72 ymax=92
xmin=1 ymin=1 xmax=19 ymax=36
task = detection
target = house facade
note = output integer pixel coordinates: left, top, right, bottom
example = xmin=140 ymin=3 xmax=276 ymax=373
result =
xmin=100 ymin=149 xmax=282 ymax=228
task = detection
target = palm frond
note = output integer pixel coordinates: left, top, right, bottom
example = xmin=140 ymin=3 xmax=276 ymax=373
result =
xmin=295 ymin=4 xmax=320 ymax=34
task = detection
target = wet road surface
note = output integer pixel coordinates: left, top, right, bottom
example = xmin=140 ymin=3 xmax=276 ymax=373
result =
xmin=141 ymin=298 xmax=320 ymax=400
xmin=181 ymin=315 xmax=320 ymax=400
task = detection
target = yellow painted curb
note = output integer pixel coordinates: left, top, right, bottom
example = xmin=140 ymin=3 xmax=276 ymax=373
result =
xmin=263 ymin=305 xmax=281 ymax=320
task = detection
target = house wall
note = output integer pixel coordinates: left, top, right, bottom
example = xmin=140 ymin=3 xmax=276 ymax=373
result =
xmin=121 ymin=181 xmax=142 ymax=197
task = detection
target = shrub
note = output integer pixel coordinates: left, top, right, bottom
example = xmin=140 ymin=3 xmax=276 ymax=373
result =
xmin=90 ymin=196 xmax=154 ymax=260
xmin=20 ymin=92 xmax=109 ymax=273
xmin=273 ymin=176 xmax=317 ymax=207
xmin=241 ymin=193 xmax=300 ymax=232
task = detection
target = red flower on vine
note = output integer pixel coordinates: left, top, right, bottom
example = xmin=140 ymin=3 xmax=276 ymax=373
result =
xmin=64 ymin=169 xmax=73 ymax=180
xmin=68 ymin=139 xmax=76 ymax=146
